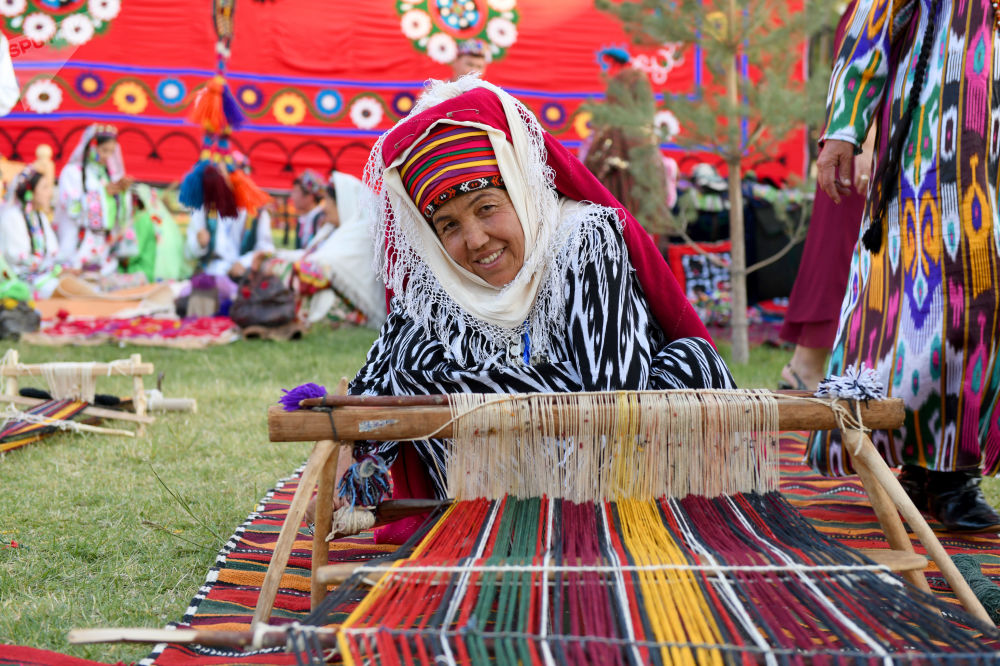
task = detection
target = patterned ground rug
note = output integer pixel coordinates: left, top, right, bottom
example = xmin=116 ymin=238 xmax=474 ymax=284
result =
xmin=23 ymin=316 xmax=239 ymax=349
xmin=780 ymin=431 xmax=1000 ymax=600
xmin=141 ymin=466 xmax=396 ymax=666
xmin=0 ymin=399 xmax=90 ymax=453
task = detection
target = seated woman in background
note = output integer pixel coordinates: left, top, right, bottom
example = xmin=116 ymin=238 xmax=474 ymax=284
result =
xmin=1 ymin=166 xmax=60 ymax=298
xmin=257 ymin=171 xmax=385 ymax=328
xmin=320 ymin=79 xmax=733 ymax=543
xmin=184 ymin=153 xmax=275 ymax=280
xmin=290 ymin=170 xmax=325 ymax=249
xmin=54 ymin=124 xmax=133 ymax=275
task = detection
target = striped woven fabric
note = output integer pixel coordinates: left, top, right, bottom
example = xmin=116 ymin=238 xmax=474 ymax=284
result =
xmin=398 ymin=124 xmax=503 ymax=219
xmin=324 ymin=494 xmax=999 ymax=664
xmin=143 ymin=435 xmax=1000 ymax=665
xmin=0 ymin=400 xmax=90 ymax=453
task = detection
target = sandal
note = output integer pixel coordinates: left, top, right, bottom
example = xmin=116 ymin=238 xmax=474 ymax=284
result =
xmin=777 ymin=364 xmax=809 ymax=391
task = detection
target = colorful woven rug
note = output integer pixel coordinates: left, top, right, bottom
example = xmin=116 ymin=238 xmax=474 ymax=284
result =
xmin=135 ymin=434 xmax=1000 ymax=664
xmin=781 ymin=431 xmax=1000 ymax=598
xmin=141 ymin=466 xmax=396 ymax=666
xmin=0 ymin=399 xmax=89 ymax=453
xmin=23 ymin=316 xmax=239 ymax=349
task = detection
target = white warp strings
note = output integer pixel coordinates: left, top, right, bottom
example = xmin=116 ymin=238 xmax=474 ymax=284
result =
xmin=0 ymin=350 xmax=135 ymax=403
xmin=445 ymin=390 xmax=780 ymax=502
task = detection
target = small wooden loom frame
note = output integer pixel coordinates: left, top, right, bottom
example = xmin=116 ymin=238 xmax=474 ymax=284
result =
xmin=254 ymin=386 xmax=992 ymax=626
xmin=0 ymin=349 xmax=155 ymax=436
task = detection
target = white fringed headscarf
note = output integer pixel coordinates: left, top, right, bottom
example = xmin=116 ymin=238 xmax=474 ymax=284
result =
xmin=363 ymin=78 xmax=619 ymax=363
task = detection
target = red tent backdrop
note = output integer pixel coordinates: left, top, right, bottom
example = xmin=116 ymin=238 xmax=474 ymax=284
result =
xmin=2 ymin=0 xmax=806 ymax=190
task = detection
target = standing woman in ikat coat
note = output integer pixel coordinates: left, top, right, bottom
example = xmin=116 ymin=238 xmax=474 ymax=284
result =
xmin=814 ymin=0 xmax=1000 ymax=531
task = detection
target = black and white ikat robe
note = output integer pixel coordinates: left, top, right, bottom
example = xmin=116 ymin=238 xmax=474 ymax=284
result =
xmin=347 ymin=219 xmax=735 ymax=498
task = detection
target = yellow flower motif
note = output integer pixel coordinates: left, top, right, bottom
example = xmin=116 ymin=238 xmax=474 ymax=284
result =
xmin=273 ymin=92 xmax=307 ymax=126
xmin=112 ymin=81 xmax=148 ymax=114
xmin=573 ymin=111 xmax=593 ymax=139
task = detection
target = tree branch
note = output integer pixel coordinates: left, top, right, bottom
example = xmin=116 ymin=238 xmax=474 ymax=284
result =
xmin=746 ymin=231 xmax=805 ymax=274
xmin=670 ymin=226 xmax=731 ymax=268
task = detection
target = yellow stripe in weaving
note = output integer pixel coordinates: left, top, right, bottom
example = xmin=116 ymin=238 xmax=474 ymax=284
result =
xmin=617 ymin=498 xmax=725 ymax=666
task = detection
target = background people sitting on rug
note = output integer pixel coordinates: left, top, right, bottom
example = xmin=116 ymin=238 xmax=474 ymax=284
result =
xmin=254 ymin=171 xmax=384 ymax=328
xmin=0 ymin=166 xmax=61 ymax=298
xmin=54 ymin=124 xmax=134 ymax=275
xmin=309 ymin=79 xmax=732 ymax=544
xmin=290 ymin=169 xmax=325 ymax=249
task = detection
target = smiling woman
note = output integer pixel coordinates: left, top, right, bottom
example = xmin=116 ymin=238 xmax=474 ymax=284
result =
xmin=324 ymin=79 xmax=734 ymax=544
xmin=430 ymin=188 xmax=524 ymax=287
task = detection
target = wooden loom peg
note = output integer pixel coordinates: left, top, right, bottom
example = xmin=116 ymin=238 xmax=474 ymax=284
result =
xmin=252 ymin=378 xmax=348 ymax=627
xmin=314 ymin=562 xmax=379 ymax=587
xmin=131 ymin=353 xmax=147 ymax=436
xmin=311 ymin=377 xmax=350 ymax=610
xmin=843 ymin=428 xmax=992 ymax=624
xmin=3 ymin=349 xmax=18 ymax=398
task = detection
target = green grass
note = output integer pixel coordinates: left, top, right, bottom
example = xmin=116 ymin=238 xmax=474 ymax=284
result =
xmin=0 ymin=326 xmax=377 ymax=663
xmin=0 ymin=332 xmax=995 ymax=663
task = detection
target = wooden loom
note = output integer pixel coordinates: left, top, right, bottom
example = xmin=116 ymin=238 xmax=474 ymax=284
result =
xmin=0 ymin=349 xmax=155 ymax=437
xmin=253 ymin=386 xmax=992 ymax=632
xmin=71 ymin=384 xmax=1000 ymax=665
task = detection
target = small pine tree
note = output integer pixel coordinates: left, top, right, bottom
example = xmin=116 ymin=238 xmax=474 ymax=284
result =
xmin=596 ymin=0 xmax=833 ymax=364
xmin=583 ymin=68 xmax=672 ymax=235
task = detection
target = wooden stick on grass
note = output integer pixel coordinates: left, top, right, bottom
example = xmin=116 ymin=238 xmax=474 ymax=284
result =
xmin=68 ymin=626 xmax=339 ymax=649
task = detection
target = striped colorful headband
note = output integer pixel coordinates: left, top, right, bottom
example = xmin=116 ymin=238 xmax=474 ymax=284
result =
xmin=398 ymin=124 xmax=504 ymax=220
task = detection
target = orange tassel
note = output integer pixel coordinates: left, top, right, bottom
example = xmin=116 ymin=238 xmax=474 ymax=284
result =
xmin=189 ymin=76 xmax=226 ymax=133
xmin=230 ymin=169 xmax=271 ymax=216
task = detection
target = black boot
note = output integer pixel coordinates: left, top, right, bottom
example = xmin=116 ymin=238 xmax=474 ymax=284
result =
xmin=898 ymin=464 xmax=929 ymax=511
xmin=927 ymin=470 xmax=1000 ymax=533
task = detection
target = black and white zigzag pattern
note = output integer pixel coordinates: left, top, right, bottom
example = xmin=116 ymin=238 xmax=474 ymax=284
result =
xmin=348 ymin=221 xmax=735 ymax=497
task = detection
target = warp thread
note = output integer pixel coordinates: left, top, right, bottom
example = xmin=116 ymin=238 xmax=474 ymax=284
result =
xmin=0 ymin=404 xmax=81 ymax=433
xmin=445 ymin=390 xmax=780 ymax=501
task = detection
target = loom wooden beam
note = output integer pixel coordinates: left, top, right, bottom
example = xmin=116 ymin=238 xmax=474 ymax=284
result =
xmin=0 ymin=361 xmax=155 ymax=377
xmin=267 ymin=395 xmax=906 ymax=442
xmin=68 ymin=626 xmax=339 ymax=649
xmin=254 ymin=380 xmax=349 ymax=626
xmin=131 ymin=353 xmax=148 ymax=437
xmin=252 ymin=438 xmax=335 ymax=627
xmin=311 ymin=378 xmax=350 ymax=610
xmin=856 ymin=549 xmax=928 ymax=573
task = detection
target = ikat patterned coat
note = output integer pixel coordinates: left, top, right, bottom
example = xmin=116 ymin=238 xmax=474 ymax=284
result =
xmin=809 ymin=0 xmax=1000 ymax=474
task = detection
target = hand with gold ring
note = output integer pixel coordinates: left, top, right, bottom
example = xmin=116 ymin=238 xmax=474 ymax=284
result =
xmin=817 ymin=140 xmax=855 ymax=204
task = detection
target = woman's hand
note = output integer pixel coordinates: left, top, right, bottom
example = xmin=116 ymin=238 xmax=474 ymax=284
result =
xmin=196 ymin=229 xmax=211 ymax=248
xmin=817 ymin=140 xmax=856 ymax=204
xmin=853 ymin=151 xmax=872 ymax=194
xmin=250 ymin=250 xmax=271 ymax=272
xmin=107 ymin=176 xmax=134 ymax=196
